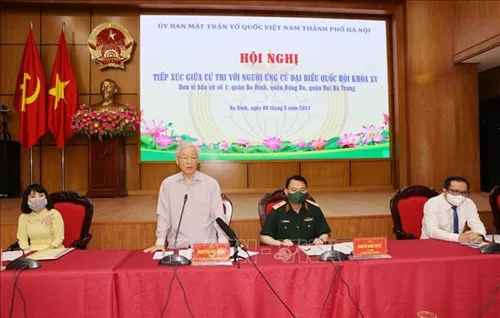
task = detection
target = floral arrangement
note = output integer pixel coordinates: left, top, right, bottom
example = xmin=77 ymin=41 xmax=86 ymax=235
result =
xmin=71 ymin=104 xmax=141 ymax=140
xmin=140 ymin=113 xmax=390 ymax=154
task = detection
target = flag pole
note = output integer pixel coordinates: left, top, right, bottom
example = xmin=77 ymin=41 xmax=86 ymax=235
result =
xmin=29 ymin=21 xmax=34 ymax=184
xmin=61 ymin=147 xmax=65 ymax=190
xmin=60 ymin=22 xmax=66 ymax=191
xmin=29 ymin=147 xmax=33 ymax=184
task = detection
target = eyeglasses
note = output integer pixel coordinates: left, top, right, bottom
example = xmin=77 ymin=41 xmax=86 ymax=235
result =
xmin=446 ymin=188 xmax=470 ymax=197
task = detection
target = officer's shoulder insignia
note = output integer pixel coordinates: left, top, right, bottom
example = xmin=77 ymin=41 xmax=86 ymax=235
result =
xmin=272 ymin=200 xmax=286 ymax=210
xmin=306 ymin=199 xmax=320 ymax=207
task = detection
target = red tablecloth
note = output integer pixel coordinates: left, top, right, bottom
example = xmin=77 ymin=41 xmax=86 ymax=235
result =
xmin=353 ymin=239 xmax=500 ymax=318
xmin=114 ymin=240 xmax=500 ymax=318
xmin=1 ymin=240 xmax=499 ymax=318
xmin=0 ymin=250 xmax=131 ymax=318
xmin=114 ymin=247 xmax=356 ymax=318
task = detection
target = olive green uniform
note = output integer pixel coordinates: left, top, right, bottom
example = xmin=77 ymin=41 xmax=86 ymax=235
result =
xmin=260 ymin=199 xmax=331 ymax=244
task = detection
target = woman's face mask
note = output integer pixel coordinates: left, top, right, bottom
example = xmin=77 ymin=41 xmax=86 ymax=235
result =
xmin=28 ymin=192 xmax=47 ymax=212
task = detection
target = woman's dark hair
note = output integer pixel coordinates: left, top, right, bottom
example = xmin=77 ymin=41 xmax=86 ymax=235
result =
xmin=285 ymin=175 xmax=308 ymax=189
xmin=21 ymin=184 xmax=54 ymax=214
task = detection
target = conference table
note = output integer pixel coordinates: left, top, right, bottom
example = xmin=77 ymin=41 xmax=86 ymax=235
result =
xmin=0 ymin=250 xmax=132 ymax=318
xmin=2 ymin=240 xmax=500 ymax=318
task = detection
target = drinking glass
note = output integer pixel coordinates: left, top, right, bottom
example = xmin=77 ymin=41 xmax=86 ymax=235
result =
xmin=417 ymin=311 xmax=437 ymax=318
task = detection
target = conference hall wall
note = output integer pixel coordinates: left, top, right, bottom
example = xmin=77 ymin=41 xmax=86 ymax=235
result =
xmin=1 ymin=0 xmax=499 ymax=195
xmin=0 ymin=5 xmax=394 ymax=195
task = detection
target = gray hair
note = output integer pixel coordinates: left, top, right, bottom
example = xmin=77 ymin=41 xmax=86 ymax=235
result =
xmin=175 ymin=142 xmax=200 ymax=158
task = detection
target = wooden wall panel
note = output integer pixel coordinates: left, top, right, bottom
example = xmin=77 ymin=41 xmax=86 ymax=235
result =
xmin=452 ymin=64 xmax=480 ymax=190
xmin=479 ymin=66 xmax=500 ymax=100
xmin=40 ymin=146 xmax=63 ymax=193
xmin=199 ymin=162 xmax=248 ymax=189
xmin=3 ymin=211 xmax=494 ymax=250
xmin=300 ymin=161 xmax=350 ymax=188
xmin=248 ymin=162 xmax=299 ymax=189
xmin=87 ymin=222 xmax=157 ymax=250
xmin=41 ymin=8 xmax=91 ymax=45
xmin=350 ymin=160 xmax=392 ymax=186
xmin=0 ymin=45 xmax=25 ymax=94
xmin=125 ymin=144 xmax=140 ymax=190
xmin=20 ymin=146 xmax=41 ymax=188
xmin=140 ymin=164 xmax=180 ymax=190
xmin=64 ymin=145 xmax=88 ymax=191
xmin=406 ymin=0 xmax=480 ymax=191
xmin=0 ymin=8 xmax=40 ymax=44
xmin=391 ymin=4 xmax=409 ymax=188
xmin=454 ymin=0 xmax=500 ymax=61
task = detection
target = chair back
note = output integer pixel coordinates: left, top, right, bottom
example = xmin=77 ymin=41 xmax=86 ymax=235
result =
xmin=258 ymin=189 xmax=286 ymax=227
xmin=221 ymin=193 xmax=233 ymax=225
xmin=257 ymin=189 xmax=318 ymax=227
xmin=390 ymin=185 xmax=439 ymax=240
xmin=50 ymin=191 xmax=94 ymax=249
xmin=490 ymin=185 xmax=500 ymax=234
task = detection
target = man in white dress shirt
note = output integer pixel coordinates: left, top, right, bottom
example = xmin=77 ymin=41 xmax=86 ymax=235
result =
xmin=421 ymin=176 xmax=486 ymax=243
xmin=143 ymin=143 xmax=227 ymax=252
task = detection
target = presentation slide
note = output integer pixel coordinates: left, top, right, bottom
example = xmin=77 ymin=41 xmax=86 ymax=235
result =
xmin=140 ymin=15 xmax=390 ymax=162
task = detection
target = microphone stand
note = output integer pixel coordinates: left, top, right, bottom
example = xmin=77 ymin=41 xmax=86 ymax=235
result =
xmin=159 ymin=195 xmax=191 ymax=266
xmin=231 ymin=240 xmax=243 ymax=269
xmin=318 ymin=238 xmax=350 ymax=262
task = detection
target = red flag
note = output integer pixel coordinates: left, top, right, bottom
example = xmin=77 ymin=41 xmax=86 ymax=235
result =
xmin=13 ymin=27 xmax=47 ymax=149
xmin=48 ymin=30 xmax=78 ymax=149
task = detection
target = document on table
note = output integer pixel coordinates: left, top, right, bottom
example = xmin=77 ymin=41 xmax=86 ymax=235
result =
xmin=230 ymin=247 xmax=259 ymax=259
xmin=28 ymin=248 xmax=75 ymax=260
xmin=2 ymin=250 xmax=24 ymax=261
xmin=298 ymin=242 xmax=354 ymax=256
xmin=460 ymin=242 xmax=488 ymax=249
xmin=152 ymin=251 xmax=174 ymax=260
xmin=151 ymin=250 xmax=193 ymax=260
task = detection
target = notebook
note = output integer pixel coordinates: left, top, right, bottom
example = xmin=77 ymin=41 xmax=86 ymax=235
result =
xmin=27 ymin=248 xmax=75 ymax=260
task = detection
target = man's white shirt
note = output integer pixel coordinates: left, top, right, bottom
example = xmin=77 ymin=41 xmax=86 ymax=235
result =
xmin=421 ymin=193 xmax=486 ymax=242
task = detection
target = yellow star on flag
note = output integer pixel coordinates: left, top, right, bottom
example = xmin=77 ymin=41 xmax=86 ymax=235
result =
xmin=48 ymin=73 xmax=70 ymax=110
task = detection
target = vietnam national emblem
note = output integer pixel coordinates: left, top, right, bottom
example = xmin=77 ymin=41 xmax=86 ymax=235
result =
xmin=87 ymin=22 xmax=135 ymax=69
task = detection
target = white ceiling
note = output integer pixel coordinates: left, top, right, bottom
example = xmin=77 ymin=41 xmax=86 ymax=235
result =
xmin=462 ymin=45 xmax=500 ymax=72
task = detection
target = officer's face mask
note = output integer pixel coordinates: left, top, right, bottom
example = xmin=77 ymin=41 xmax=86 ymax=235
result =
xmin=287 ymin=191 xmax=308 ymax=204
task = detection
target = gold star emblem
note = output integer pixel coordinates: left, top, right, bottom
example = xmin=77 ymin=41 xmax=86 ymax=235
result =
xmin=109 ymin=30 xmax=116 ymax=40
xmin=48 ymin=73 xmax=70 ymax=110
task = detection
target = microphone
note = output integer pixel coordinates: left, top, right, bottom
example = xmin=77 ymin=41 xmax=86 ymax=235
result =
xmin=159 ymin=194 xmax=191 ymax=265
xmin=6 ymin=248 xmax=41 ymax=269
xmin=318 ymin=238 xmax=350 ymax=262
xmin=216 ymin=217 xmax=246 ymax=251
xmin=173 ymin=194 xmax=188 ymax=249
xmin=479 ymin=234 xmax=500 ymax=254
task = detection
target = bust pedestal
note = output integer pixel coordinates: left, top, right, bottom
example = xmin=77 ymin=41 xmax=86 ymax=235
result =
xmin=86 ymin=137 xmax=127 ymax=198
